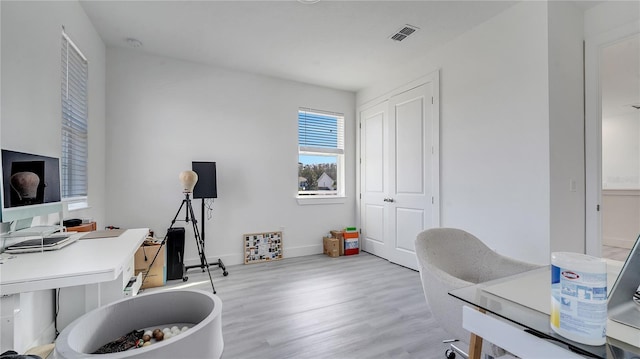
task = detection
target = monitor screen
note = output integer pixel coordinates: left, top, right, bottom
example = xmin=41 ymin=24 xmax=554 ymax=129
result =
xmin=1 ymin=149 xmax=62 ymax=223
xmin=192 ymin=161 xmax=217 ymax=199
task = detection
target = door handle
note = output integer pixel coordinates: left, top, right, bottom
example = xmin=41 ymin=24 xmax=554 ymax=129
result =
xmin=383 ymin=198 xmax=395 ymax=203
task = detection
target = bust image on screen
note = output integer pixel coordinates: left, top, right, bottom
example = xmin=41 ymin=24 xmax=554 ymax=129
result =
xmin=9 ymin=161 xmax=45 ymax=206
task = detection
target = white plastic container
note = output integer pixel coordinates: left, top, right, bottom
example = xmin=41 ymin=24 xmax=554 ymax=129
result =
xmin=550 ymin=252 xmax=607 ymax=345
xmin=55 ymin=289 xmax=223 ymax=358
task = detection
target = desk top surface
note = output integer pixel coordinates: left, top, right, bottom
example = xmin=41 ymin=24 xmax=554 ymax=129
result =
xmin=450 ymin=262 xmax=640 ymax=359
xmin=0 ymin=228 xmax=148 ymax=295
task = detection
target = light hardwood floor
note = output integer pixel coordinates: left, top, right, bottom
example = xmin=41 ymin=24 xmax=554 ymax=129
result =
xmin=146 ymin=252 xmax=452 ymax=359
xmin=143 ymin=245 xmax=635 ymax=358
xmin=602 ymin=245 xmax=632 ymax=262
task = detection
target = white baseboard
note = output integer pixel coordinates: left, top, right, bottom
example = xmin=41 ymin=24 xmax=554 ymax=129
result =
xmin=183 ymin=244 xmax=323 ymax=267
xmin=182 ymin=253 xmax=243 ymax=267
xmin=603 ymin=236 xmax=635 ymax=249
xmin=284 ymin=244 xmax=323 ymax=258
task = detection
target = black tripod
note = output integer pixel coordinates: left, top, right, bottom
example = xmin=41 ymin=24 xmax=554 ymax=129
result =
xmin=184 ymin=198 xmax=228 ymax=277
xmin=143 ymin=193 xmax=217 ymax=293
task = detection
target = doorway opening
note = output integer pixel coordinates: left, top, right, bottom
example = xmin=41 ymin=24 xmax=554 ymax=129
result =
xmin=599 ymin=34 xmax=640 ymax=261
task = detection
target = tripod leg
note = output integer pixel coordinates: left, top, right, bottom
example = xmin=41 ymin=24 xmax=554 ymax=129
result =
xmin=218 ymin=259 xmax=228 ymax=276
xmin=141 ymin=234 xmax=167 ymax=287
xmin=189 ymin=200 xmax=207 ymax=271
xmin=187 ymin=199 xmax=217 ymax=293
xmin=141 ymin=199 xmax=189 ymax=287
xmin=199 ymin=198 xmax=227 ymax=277
xmin=171 ymin=200 xmax=187 ymax=226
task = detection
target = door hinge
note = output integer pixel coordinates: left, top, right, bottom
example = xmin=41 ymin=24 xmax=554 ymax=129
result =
xmin=431 ymin=97 xmax=434 ymax=104
xmin=359 ymin=193 xmax=361 ymax=199
xmin=359 ymin=122 xmax=362 ymax=129
xmin=431 ymin=197 xmax=434 ymax=204
xmin=596 ymin=204 xmax=600 ymax=211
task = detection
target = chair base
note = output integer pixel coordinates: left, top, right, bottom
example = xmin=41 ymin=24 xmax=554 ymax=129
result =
xmin=444 ymin=341 xmax=468 ymax=359
xmin=444 ymin=341 xmax=515 ymax=359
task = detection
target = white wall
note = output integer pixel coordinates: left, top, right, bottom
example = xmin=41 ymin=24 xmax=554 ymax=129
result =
xmin=600 ymin=28 xmax=640 ymax=190
xmin=584 ymin=1 xmax=640 ymax=255
xmin=548 ymin=1 xmax=586 ymax=253
xmin=359 ymin=2 xmax=552 ymax=264
xmin=1 ymin=0 xmax=107 ymax=227
xmin=584 ymin=0 xmax=640 ymax=39
xmin=0 ymin=0 xmax=106 ymax=352
xmin=603 ymin=113 xmax=640 ymax=189
xmin=106 ymin=48 xmax=356 ymax=266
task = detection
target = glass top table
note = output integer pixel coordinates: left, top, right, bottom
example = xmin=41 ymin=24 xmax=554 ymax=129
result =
xmin=449 ymin=267 xmax=640 ymax=359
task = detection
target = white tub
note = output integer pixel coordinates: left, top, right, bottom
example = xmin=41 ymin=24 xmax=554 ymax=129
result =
xmin=54 ymin=289 xmax=223 ymax=358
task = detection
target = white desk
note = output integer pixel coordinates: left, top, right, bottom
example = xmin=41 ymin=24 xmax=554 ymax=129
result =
xmin=1 ymin=228 xmax=147 ymax=295
xmin=450 ymin=260 xmax=640 ymax=358
xmin=0 ymin=228 xmax=148 ymax=352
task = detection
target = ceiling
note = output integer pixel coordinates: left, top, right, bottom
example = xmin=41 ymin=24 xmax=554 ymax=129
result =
xmin=80 ymin=0 xmax=522 ymax=92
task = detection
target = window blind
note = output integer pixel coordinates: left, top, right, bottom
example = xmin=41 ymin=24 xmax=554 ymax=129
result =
xmin=298 ymin=109 xmax=344 ymax=154
xmin=61 ymin=31 xmax=88 ymax=199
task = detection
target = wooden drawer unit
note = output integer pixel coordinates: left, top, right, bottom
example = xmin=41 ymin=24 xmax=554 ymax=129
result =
xmin=66 ymin=222 xmax=97 ymax=232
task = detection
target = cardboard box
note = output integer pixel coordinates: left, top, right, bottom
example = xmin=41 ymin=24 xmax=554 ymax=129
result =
xmin=134 ymin=244 xmax=166 ymax=289
xmin=323 ymin=237 xmax=339 ymax=257
xmin=330 ymin=230 xmax=345 ymax=256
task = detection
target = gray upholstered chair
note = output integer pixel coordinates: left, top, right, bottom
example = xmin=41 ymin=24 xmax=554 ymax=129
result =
xmin=415 ymin=228 xmax=541 ymax=358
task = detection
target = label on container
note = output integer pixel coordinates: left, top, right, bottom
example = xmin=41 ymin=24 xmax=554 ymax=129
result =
xmin=344 ymin=238 xmax=358 ymax=249
xmin=550 ymin=264 xmax=607 ymax=343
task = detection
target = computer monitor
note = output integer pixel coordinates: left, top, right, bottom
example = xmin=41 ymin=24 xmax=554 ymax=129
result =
xmin=192 ymin=161 xmax=217 ymax=199
xmin=1 ymin=149 xmax=63 ymax=223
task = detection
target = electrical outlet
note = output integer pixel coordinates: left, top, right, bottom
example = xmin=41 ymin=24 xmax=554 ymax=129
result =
xmin=569 ymin=179 xmax=577 ymax=192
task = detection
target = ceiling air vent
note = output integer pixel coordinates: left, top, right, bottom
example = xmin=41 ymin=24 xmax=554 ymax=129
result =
xmin=390 ymin=24 xmax=419 ymax=42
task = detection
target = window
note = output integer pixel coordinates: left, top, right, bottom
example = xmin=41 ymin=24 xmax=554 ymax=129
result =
xmin=298 ymin=108 xmax=344 ymax=197
xmin=61 ymin=31 xmax=88 ymax=207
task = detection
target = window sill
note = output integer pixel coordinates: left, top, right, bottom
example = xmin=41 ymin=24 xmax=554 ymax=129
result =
xmin=64 ymin=197 xmax=89 ymax=211
xmin=296 ymin=196 xmax=347 ymax=205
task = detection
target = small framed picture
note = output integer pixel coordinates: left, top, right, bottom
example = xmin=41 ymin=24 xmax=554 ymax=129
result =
xmin=243 ymin=231 xmax=283 ymax=264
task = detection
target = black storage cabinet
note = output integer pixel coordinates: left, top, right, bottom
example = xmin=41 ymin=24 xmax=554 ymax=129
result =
xmin=166 ymin=227 xmax=185 ymax=280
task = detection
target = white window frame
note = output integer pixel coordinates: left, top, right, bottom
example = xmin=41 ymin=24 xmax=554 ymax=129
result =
xmin=297 ymin=108 xmax=346 ymax=205
xmin=61 ymin=30 xmax=89 ymax=211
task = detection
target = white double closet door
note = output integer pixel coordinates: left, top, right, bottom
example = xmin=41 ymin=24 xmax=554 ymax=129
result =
xmin=359 ymin=73 xmax=440 ymax=270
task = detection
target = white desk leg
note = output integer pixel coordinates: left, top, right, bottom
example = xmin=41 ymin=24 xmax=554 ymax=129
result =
xmin=468 ymin=308 xmax=484 ymax=359
xmin=0 ymin=294 xmax=19 ymax=353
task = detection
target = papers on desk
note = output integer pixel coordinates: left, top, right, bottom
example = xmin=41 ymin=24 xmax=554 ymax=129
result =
xmin=80 ymin=229 xmax=126 ymax=239
xmin=3 ymin=234 xmax=82 ymax=254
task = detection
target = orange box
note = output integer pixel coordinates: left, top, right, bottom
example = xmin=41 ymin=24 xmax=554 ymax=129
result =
xmin=343 ymin=231 xmax=359 ymax=255
xmin=343 ymin=231 xmax=359 ymax=239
